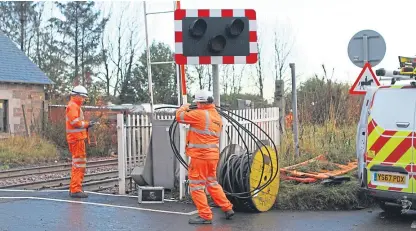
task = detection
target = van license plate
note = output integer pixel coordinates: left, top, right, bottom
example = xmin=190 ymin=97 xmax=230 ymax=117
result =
xmin=374 ymin=173 xmax=406 ymax=184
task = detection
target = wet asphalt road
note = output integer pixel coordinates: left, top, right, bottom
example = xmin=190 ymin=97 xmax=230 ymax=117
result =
xmin=0 ymin=190 xmax=416 ymax=231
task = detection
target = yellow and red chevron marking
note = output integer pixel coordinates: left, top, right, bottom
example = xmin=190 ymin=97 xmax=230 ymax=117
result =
xmin=366 ymin=116 xmax=413 ymax=193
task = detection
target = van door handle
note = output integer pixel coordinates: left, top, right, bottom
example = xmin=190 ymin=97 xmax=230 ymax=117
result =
xmin=396 ymin=122 xmax=410 ymax=128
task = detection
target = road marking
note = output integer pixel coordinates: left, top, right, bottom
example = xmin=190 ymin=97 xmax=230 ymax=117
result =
xmin=411 ymin=221 xmax=416 ymax=229
xmin=0 ymin=189 xmax=178 ymax=202
xmin=0 ymin=189 xmax=67 ymax=192
xmin=188 ymin=210 xmax=199 ymax=215
xmin=0 ymin=196 xmax=196 ymax=216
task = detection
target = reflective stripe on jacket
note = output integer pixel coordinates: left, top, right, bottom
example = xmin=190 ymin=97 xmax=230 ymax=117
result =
xmin=66 ymin=97 xmax=89 ymax=143
xmin=175 ymin=104 xmax=222 ymax=160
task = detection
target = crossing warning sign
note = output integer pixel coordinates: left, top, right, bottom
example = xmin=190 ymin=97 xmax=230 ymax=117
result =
xmin=349 ymin=62 xmax=381 ymax=95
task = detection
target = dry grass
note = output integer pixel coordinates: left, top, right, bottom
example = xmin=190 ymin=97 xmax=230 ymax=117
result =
xmin=275 ymin=176 xmax=374 ymax=210
xmin=279 ymin=120 xmax=356 ymax=168
xmin=296 ymin=160 xmax=340 ymax=172
xmin=0 ymin=135 xmax=59 ymax=169
xmin=274 ymin=120 xmax=371 ymax=210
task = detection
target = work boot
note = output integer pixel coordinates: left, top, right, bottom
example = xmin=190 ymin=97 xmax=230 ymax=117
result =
xmin=69 ymin=191 xmax=88 ymax=198
xmin=224 ymin=209 xmax=235 ymax=220
xmin=188 ymin=215 xmax=212 ymax=224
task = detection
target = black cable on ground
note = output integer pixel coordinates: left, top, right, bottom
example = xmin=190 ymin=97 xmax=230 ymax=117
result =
xmin=154 ymin=105 xmax=279 ymax=212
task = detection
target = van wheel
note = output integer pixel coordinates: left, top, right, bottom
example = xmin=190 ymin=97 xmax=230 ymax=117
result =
xmin=379 ymin=202 xmax=403 ymax=215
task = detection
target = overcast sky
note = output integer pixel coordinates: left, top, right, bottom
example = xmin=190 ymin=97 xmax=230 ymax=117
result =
xmin=47 ymin=0 xmax=416 ymax=101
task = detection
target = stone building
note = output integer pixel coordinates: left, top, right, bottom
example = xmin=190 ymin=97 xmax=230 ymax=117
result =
xmin=0 ymin=32 xmax=53 ymax=136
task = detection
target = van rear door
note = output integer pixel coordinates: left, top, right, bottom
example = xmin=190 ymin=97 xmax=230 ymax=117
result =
xmin=366 ymin=87 xmax=415 ymax=194
xmin=357 ymin=88 xmax=377 ymax=186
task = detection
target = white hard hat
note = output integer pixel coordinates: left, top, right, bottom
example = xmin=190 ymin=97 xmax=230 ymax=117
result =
xmin=193 ymin=89 xmax=213 ymax=103
xmin=71 ymin=85 xmax=88 ymax=97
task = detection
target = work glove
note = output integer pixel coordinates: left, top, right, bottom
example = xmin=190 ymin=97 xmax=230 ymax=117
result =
xmin=87 ymin=120 xmax=98 ymax=128
xmin=189 ymin=103 xmax=197 ymax=109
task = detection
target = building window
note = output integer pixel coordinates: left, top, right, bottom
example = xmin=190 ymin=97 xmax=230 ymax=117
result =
xmin=0 ymin=100 xmax=8 ymax=133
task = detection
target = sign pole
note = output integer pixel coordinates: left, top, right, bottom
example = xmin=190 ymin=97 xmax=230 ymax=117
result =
xmin=290 ymin=63 xmax=300 ymax=158
xmin=212 ymin=64 xmax=226 ymax=154
xmin=212 ymin=64 xmax=220 ymax=106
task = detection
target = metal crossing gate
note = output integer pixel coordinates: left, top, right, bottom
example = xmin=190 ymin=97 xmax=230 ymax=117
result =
xmin=116 ymin=107 xmax=280 ymax=195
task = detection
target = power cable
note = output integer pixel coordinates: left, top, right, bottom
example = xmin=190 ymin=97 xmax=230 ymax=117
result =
xmin=154 ymin=105 xmax=279 ymax=204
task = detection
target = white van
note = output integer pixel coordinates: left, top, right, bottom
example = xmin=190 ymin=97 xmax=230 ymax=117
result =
xmin=357 ymin=83 xmax=416 ymax=213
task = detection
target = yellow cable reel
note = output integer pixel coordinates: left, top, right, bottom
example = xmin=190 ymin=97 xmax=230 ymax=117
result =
xmin=221 ymin=144 xmax=280 ymax=212
xmin=248 ymin=144 xmax=280 ymax=212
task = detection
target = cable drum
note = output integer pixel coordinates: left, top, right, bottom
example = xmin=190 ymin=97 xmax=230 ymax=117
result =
xmin=154 ymin=105 xmax=280 ymax=213
xmin=218 ymin=143 xmax=280 ymax=212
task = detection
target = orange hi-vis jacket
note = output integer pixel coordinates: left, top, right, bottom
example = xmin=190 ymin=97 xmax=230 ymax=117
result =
xmin=66 ymin=97 xmax=90 ymax=144
xmin=176 ymin=104 xmax=222 ymax=160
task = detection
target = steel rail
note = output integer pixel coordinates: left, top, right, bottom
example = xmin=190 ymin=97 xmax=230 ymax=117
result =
xmin=0 ymin=159 xmax=118 ymax=179
xmin=0 ymin=170 xmax=119 ymax=190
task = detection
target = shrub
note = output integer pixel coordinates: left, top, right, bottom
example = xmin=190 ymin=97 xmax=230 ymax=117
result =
xmin=44 ymin=108 xmax=116 ymax=158
xmin=0 ymin=135 xmax=59 ymax=168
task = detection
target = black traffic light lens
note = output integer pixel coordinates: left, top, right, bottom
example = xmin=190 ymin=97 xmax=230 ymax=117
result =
xmin=226 ymin=19 xmax=244 ymax=37
xmin=189 ymin=19 xmax=207 ymax=38
xmin=208 ymin=35 xmax=226 ymax=53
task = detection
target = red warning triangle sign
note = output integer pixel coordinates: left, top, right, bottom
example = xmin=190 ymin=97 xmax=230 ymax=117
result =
xmin=349 ymin=62 xmax=381 ymax=95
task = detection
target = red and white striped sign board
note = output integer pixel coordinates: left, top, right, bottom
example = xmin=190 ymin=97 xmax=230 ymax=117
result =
xmin=174 ymin=9 xmax=258 ymax=65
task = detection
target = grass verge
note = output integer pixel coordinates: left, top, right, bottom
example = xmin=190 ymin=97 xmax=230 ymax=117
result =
xmin=274 ymin=121 xmax=375 ymax=211
xmin=0 ymin=135 xmax=59 ymax=169
xmin=275 ymin=174 xmax=374 ymax=211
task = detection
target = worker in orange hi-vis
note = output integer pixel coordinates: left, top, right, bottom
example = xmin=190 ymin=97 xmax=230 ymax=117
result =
xmin=285 ymin=109 xmax=293 ymax=129
xmin=176 ymin=89 xmax=234 ymax=225
xmin=66 ymin=85 xmax=97 ymax=198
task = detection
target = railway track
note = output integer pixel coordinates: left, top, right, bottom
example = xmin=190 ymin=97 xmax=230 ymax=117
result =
xmin=0 ymin=159 xmax=118 ymax=180
xmin=0 ymin=158 xmax=131 ymax=192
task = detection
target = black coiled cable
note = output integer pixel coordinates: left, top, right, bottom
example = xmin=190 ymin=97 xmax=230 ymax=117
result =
xmin=154 ymin=105 xmax=279 ymax=201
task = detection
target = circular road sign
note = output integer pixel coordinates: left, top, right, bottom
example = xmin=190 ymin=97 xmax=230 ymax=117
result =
xmin=347 ymin=29 xmax=386 ymax=68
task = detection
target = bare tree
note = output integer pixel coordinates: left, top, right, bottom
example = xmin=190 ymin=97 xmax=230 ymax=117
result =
xmin=98 ymin=2 xmax=143 ymax=98
xmin=234 ymin=65 xmax=245 ymax=94
xmin=273 ymin=26 xmax=294 ymax=82
xmin=194 ymin=65 xmax=207 ymax=90
xmin=272 ymin=23 xmax=295 ymax=134
xmin=256 ymin=39 xmax=264 ymax=99
xmin=221 ymin=65 xmax=231 ymax=94
xmin=207 ymin=66 xmax=212 ymax=91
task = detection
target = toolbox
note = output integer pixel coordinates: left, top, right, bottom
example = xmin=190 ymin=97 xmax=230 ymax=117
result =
xmin=138 ymin=186 xmax=164 ymax=204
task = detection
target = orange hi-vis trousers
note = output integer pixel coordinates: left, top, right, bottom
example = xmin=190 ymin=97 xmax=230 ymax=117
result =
xmin=188 ymin=158 xmax=233 ymax=220
xmin=69 ymin=140 xmax=87 ymax=193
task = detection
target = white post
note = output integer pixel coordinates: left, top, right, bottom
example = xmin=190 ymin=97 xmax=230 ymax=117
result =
xmin=179 ymin=124 xmax=186 ymax=200
xmin=219 ymin=117 xmax=227 ymax=153
xmin=117 ymin=114 xmax=126 ymax=195
xmin=143 ymin=1 xmax=155 ymax=120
